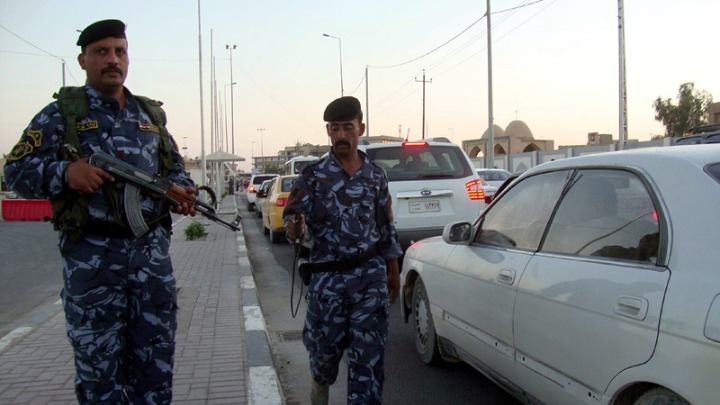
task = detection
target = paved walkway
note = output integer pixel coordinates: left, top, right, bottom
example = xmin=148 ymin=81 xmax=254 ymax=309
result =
xmin=0 ymin=195 xmax=283 ymax=404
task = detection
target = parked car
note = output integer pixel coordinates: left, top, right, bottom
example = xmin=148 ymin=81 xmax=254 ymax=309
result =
xmin=254 ymin=179 xmax=274 ymax=218
xmin=261 ymin=175 xmax=298 ymax=243
xmin=246 ymin=173 xmax=278 ymax=211
xmin=400 ymin=145 xmax=720 ymax=405
xmin=363 ymin=138 xmax=485 ymax=251
xmin=475 ymin=168 xmax=512 ymax=199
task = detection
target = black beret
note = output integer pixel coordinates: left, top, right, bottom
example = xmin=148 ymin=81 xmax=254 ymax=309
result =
xmin=77 ymin=19 xmax=126 ymax=47
xmin=323 ymin=96 xmax=363 ymax=122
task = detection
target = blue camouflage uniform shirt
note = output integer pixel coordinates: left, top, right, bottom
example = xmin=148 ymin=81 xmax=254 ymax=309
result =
xmin=3 ymin=85 xmax=193 ymax=241
xmin=283 ymin=150 xmax=402 ymax=269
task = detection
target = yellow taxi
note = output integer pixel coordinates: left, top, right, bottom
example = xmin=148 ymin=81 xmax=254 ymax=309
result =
xmin=261 ymin=174 xmax=298 ymax=243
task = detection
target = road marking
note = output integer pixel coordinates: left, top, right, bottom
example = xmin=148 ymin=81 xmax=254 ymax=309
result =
xmin=241 ymin=276 xmax=256 ymax=289
xmin=244 ymin=306 xmax=266 ymax=331
xmin=249 ymin=366 xmax=283 ymax=405
xmin=0 ymin=327 xmax=32 ymax=353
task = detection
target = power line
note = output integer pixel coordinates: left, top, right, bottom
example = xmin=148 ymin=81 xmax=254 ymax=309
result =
xmin=368 ymin=0 xmax=545 ymax=70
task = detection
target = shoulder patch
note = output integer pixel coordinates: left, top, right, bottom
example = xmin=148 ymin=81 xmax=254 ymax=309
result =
xmin=76 ymin=120 xmax=99 ymax=132
xmin=25 ymin=129 xmax=43 ymax=147
xmin=7 ymin=141 xmax=33 ymax=162
xmin=138 ymin=122 xmax=160 ymax=134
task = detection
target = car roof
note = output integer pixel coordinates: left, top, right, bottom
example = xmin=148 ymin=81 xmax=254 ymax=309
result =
xmin=524 ymin=144 xmax=720 ymax=175
xmin=363 ymin=138 xmax=457 ymax=149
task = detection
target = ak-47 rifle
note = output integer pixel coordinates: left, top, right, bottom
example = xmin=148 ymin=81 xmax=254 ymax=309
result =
xmin=88 ymin=151 xmax=241 ymax=236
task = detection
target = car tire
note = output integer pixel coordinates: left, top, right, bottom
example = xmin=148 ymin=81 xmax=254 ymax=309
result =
xmin=257 ymin=208 xmax=262 ymax=219
xmin=269 ymin=229 xmax=283 ymax=244
xmin=263 ymin=223 xmax=269 ymax=235
xmin=633 ymin=388 xmax=689 ymax=405
xmin=412 ymin=278 xmax=442 ymax=365
xmin=248 ymin=202 xmax=254 ymax=212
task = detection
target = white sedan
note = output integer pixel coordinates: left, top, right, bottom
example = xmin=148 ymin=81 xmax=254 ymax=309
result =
xmin=400 ymin=144 xmax=720 ymax=405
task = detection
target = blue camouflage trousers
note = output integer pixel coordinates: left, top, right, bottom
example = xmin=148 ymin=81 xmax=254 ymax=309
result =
xmin=59 ymin=226 xmax=177 ymax=405
xmin=303 ymin=259 xmax=389 ymax=405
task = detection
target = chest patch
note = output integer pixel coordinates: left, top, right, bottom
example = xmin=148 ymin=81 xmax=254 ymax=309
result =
xmin=76 ymin=120 xmax=99 ymax=132
xmin=138 ymin=122 xmax=160 ymax=134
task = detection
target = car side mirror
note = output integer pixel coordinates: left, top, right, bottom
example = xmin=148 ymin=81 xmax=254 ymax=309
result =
xmin=442 ymin=221 xmax=473 ymax=244
xmin=257 ymin=190 xmax=266 ymax=198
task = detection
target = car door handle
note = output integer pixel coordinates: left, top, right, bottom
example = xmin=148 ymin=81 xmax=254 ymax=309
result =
xmin=614 ymin=296 xmax=649 ymax=321
xmin=497 ymin=269 xmax=516 ymax=285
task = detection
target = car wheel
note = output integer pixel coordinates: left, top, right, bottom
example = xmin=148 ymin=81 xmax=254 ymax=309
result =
xmin=633 ymin=388 xmax=689 ymax=405
xmin=248 ymin=202 xmax=254 ymax=211
xmin=257 ymin=208 xmax=262 ymax=219
xmin=263 ymin=223 xmax=269 ymax=235
xmin=269 ymin=229 xmax=283 ymax=244
xmin=412 ymin=278 xmax=442 ymax=365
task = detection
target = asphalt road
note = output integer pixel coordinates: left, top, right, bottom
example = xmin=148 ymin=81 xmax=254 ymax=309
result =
xmin=0 ymin=220 xmax=63 ymax=338
xmin=240 ymin=195 xmax=519 ymax=405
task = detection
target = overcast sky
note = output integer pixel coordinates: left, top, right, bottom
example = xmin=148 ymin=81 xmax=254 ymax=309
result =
xmin=1 ymin=0 xmax=718 ymax=171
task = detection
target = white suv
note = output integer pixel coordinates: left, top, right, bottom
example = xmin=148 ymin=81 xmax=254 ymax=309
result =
xmin=246 ymin=174 xmax=278 ymax=211
xmin=363 ymin=139 xmax=485 ymax=251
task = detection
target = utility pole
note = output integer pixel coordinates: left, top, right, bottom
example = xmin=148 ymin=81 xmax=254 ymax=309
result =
xmin=415 ymin=69 xmax=432 ymax=139
xmin=365 ymin=65 xmax=370 ymax=137
xmin=226 ymin=44 xmax=237 ymax=154
xmin=486 ymin=0 xmax=495 ymax=168
xmin=618 ymin=0 xmax=628 ymax=150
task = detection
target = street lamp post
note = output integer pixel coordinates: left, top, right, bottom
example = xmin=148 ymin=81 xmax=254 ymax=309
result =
xmin=251 ymin=141 xmax=255 ymax=170
xmin=322 ymin=33 xmax=344 ymax=97
xmin=226 ymin=44 xmax=237 ymax=154
xmin=223 ymin=82 xmax=236 ymax=153
xmin=257 ymin=128 xmax=265 ymax=159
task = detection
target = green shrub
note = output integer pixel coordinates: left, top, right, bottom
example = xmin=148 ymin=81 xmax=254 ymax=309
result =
xmin=184 ymin=220 xmax=206 ymax=240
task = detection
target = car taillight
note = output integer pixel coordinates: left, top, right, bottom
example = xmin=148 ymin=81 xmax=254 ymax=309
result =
xmin=465 ymin=179 xmax=485 ymax=201
xmin=402 ymin=141 xmax=428 ymax=148
xmin=276 ymin=197 xmax=287 ymax=207
xmin=249 ymin=185 xmax=256 ymax=193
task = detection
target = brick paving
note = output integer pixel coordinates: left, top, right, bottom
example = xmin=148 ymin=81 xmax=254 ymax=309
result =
xmin=0 ymin=195 xmax=281 ymax=404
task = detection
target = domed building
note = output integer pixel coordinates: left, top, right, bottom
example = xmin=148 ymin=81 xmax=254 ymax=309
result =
xmin=463 ymin=120 xmax=553 ymax=159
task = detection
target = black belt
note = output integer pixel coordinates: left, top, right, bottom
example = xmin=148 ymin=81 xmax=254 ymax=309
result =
xmin=84 ymin=214 xmax=170 ymax=239
xmin=301 ymin=246 xmax=379 ymax=273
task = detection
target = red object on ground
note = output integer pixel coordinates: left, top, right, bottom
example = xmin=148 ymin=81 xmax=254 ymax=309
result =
xmin=2 ymin=199 xmax=53 ymax=221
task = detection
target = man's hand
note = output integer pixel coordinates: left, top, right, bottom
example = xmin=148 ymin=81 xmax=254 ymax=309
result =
xmin=288 ymin=213 xmax=305 ymax=242
xmin=386 ymin=259 xmax=400 ymax=305
xmin=168 ymin=185 xmax=197 ymax=216
xmin=66 ymin=157 xmax=115 ymax=194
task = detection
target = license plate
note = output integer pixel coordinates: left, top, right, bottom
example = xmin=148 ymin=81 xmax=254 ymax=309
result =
xmin=409 ymin=200 xmax=440 ymax=213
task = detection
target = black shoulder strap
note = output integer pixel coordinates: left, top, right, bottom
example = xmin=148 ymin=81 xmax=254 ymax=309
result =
xmin=53 ymin=86 xmax=88 ymax=157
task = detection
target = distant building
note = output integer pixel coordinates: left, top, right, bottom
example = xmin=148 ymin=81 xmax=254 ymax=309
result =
xmin=709 ymin=102 xmax=720 ymax=124
xmin=462 ymin=120 xmax=554 ymax=159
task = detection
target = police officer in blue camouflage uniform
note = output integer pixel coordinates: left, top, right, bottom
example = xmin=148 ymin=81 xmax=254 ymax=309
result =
xmin=283 ymin=96 xmax=402 ymax=405
xmin=3 ymin=19 xmax=196 ymax=404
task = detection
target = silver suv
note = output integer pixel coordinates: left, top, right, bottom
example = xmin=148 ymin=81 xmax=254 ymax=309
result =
xmin=363 ymin=139 xmax=485 ymax=251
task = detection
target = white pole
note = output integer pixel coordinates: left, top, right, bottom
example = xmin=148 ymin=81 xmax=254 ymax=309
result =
xmin=618 ymin=0 xmax=628 ymax=150
xmin=197 ymin=0 xmax=207 ymax=187
xmin=486 ymin=0 xmax=495 ymax=168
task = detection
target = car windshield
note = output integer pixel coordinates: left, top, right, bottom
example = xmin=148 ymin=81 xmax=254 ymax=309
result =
xmin=365 ymin=144 xmax=473 ymax=181
xmin=479 ymin=170 xmax=510 ymax=182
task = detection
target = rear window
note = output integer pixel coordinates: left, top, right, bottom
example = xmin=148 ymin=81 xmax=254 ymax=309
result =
xmin=365 ymin=144 xmax=473 ymax=181
xmin=253 ymin=175 xmax=276 ymax=185
xmin=281 ymin=177 xmax=297 ymax=192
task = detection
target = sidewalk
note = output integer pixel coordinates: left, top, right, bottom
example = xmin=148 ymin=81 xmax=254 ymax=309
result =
xmin=0 ymin=195 xmax=283 ymax=404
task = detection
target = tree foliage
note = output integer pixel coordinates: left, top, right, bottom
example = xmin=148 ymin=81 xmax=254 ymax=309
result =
xmin=653 ymin=82 xmax=713 ymax=137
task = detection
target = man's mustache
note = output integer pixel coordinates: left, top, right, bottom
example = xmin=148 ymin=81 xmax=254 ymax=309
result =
xmin=102 ymin=67 xmax=123 ymax=74
xmin=334 ymin=141 xmax=350 ymax=148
